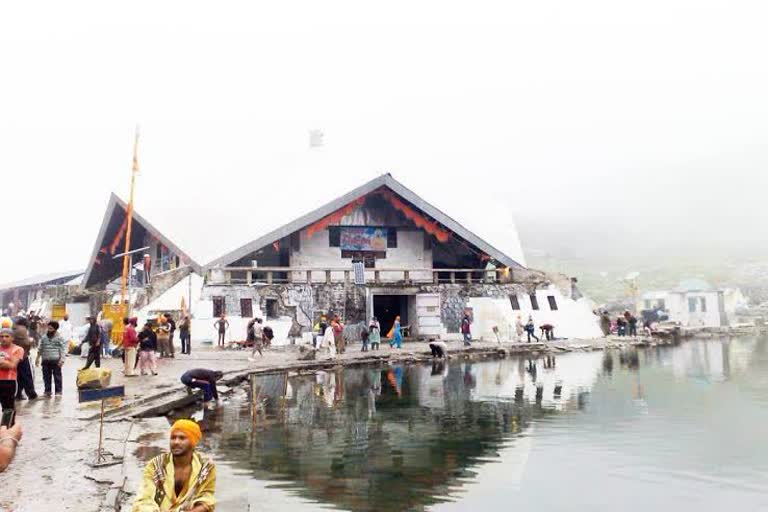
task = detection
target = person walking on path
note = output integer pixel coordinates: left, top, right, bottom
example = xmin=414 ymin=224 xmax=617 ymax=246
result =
xmin=81 ymin=317 xmax=102 ymax=370
xmin=461 ymin=314 xmax=472 ymax=347
xmin=138 ymin=322 xmax=158 ymax=376
xmin=132 ymin=419 xmax=216 ymax=512
xmin=369 ymin=317 xmax=381 ymax=351
xmin=122 ymin=317 xmax=139 ymax=377
xmin=332 ymin=316 xmax=345 ymax=354
xmin=525 ymin=316 xmax=540 ymax=343
xmin=13 ymin=317 xmax=37 ymax=400
xmin=164 ymin=313 xmax=176 ymax=358
xmin=0 ymin=319 xmax=24 ymax=412
xmin=35 ymin=321 xmax=66 ymax=396
xmin=157 ymin=316 xmax=171 ymax=358
xmin=179 ymin=315 xmax=191 ymax=355
xmin=180 ymin=369 xmax=223 ymax=404
xmin=390 ymin=316 xmax=403 ymax=349
xmin=213 ymin=315 xmax=228 ymax=348
xmin=248 ymin=319 xmax=264 ymax=360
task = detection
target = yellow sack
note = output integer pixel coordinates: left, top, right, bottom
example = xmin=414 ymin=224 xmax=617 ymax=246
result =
xmin=77 ymin=368 xmax=112 ymax=389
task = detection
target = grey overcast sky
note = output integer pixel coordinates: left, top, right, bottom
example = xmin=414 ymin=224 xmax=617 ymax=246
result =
xmin=1 ymin=1 xmax=766 ymax=284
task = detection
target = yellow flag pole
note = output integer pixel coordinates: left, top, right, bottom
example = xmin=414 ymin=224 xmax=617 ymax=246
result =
xmin=120 ymin=126 xmax=140 ymax=313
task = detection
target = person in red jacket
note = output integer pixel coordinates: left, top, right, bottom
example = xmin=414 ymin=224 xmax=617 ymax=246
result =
xmin=122 ymin=317 xmax=139 ymax=377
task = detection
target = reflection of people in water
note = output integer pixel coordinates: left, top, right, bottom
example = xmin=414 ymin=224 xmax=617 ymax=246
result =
xmin=603 ymin=351 xmax=614 ymax=375
xmin=526 ymin=360 xmax=538 ymax=382
xmin=386 ymin=368 xmax=403 ymax=397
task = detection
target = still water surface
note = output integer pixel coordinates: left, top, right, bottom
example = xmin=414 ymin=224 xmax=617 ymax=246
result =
xmin=175 ymin=337 xmax=768 ymax=511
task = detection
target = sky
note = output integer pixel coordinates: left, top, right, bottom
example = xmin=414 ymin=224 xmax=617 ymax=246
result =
xmin=1 ymin=1 xmax=766 ymax=284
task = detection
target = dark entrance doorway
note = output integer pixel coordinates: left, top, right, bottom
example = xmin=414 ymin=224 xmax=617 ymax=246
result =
xmin=374 ymin=295 xmax=409 ymax=338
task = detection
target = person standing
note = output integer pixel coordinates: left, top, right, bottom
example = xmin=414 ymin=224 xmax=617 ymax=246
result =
xmin=157 ymin=317 xmax=171 ymax=358
xmin=332 ymin=316 xmax=345 ymax=354
xmin=132 ymin=419 xmax=216 ymax=511
xmin=180 ymin=369 xmax=223 ymax=404
xmin=13 ymin=317 xmax=37 ymax=400
xmin=81 ymin=317 xmax=102 ymax=370
xmin=35 ymin=321 xmax=66 ymax=396
xmin=164 ymin=314 xmax=177 ymax=358
xmin=599 ymin=310 xmax=611 ymax=337
xmin=616 ymin=315 xmax=627 ymax=337
xmin=248 ymin=319 xmax=264 ymax=359
xmin=99 ymin=317 xmax=113 ymax=358
xmin=213 ymin=315 xmax=228 ymax=348
xmin=360 ymin=327 xmax=370 ymax=352
xmin=27 ymin=312 xmax=41 ymax=347
xmin=515 ymin=316 xmax=525 ymax=343
xmin=369 ymin=317 xmax=381 ymax=351
xmin=461 ymin=314 xmax=472 ymax=346
xmin=58 ymin=314 xmax=73 ymax=345
xmin=179 ymin=315 xmax=191 ymax=355
xmin=390 ymin=316 xmax=402 ymax=349
xmin=0 ymin=319 xmax=24 ymax=411
xmin=627 ymin=312 xmax=638 ymax=337
xmin=138 ymin=322 xmax=158 ymax=376
xmin=122 ymin=317 xmax=139 ymax=377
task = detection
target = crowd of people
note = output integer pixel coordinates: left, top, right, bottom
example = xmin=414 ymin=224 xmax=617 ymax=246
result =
xmin=598 ymin=310 xmax=642 ymax=337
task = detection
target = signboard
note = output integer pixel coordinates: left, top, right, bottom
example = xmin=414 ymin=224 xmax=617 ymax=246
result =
xmin=352 ymin=262 xmax=365 ymax=285
xmin=78 ymin=385 xmax=125 ymax=403
xmin=51 ymin=304 xmax=67 ymax=321
xmin=101 ymin=304 xmax=127 ymax=345
xmin=340 ymin=227 xmax=388 ymax=252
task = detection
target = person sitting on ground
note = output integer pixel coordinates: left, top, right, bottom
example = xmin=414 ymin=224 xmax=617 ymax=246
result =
xmin=0 ymin=421 xmax=22 ymax=473
xmin=429 ymin=340 xmax=448 ymax=359
xmin=180 ymin=369 xmax=223 ymax=404
xmin=525 ymin=316 xmax=540 ymax=343
xmin=132 ymin=419 xmax=216 ymax=512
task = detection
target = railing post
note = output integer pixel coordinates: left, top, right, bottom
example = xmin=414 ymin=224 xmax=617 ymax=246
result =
xmin=246 ymin=271 xmax=252 ymax=285
xmin=404 ymin=270 xmax=410 ymax=284
xmin=306 ymin=270 xmax=312 ymax=284
xmin=326 ymin=270 xmax=332 ymax=284
xmin=433 ymin=271 xmax=439 ymax=285
xmin=267 ymin=271 xmax=273 ymax=285
xmin=344 ymin=271 xmax=350 ymax=285
xmin=450 ymin=272 xmax=456 ymax=284
xmin=287 ymin=271 xmax=293 ymax=284
xmin=466 ymin=272 xmax=472 ymax=284
xmin=375 ymin=270 xmax=381 ymax=284
xmin=225 ymin=271 xmax=232 ymax=285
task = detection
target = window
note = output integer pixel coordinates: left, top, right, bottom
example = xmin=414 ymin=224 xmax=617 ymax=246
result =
xmin=530 ymin=294 xmax=539 ymax=310
xmin=266 ymin=299 xmax=278 ymax=319
xmin=688 ymin=297 xmax=697 ymax=313
xmin=240 ymin=298 xmax=253 ymax=318
xmin=213 ymin=296 xmax=225 ymax=317
xmin=644 ymin=300 xmax=651 ymax=310
xmin=700 ymin=297 xmax=707 ymax=312
xmin=387 ymin=229 xmax=398 ymax=248
xmin=547 ymin=296 xmax=558 ymax=311
xmin=509 ymin=295 xmax=521 ymax=310
xmin=658 ymin=299 xmax=666 ymax=310
xmin=329 ymin=227 xmax=341 ymax=247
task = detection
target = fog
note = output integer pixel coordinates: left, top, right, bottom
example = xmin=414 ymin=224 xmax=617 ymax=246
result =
xmin=1 ymin=1 xmax=766 ymax=286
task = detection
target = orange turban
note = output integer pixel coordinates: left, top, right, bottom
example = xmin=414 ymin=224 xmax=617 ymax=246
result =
xmin=170 ymin=419 xmax=202 ymax=447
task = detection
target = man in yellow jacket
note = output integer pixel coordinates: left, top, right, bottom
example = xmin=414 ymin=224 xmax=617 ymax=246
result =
xmin=133 ymin=419 xmax=216 ymax=512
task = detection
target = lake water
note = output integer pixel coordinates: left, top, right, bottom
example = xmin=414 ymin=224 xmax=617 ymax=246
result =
xmin=173 ymin=336 xmax=768 ymax=511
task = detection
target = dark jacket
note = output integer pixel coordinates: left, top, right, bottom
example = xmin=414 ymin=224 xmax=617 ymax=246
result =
xmin=13 ymin=325 xmax=32 ymax=359
xmin=84 ymin=323 xmax=101 ymax=349
xmin=138 ymin=329 xmax=157 ymax=351
xmin=181 ymin=369 xmax=219 ymax=400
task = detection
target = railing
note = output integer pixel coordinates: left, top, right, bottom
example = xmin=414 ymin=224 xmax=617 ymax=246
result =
xmin=207 ymin=267 xmax=512 ymax=286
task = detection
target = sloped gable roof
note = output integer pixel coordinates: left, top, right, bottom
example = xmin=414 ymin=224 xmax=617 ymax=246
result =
xmin=81 ymin=193 xmax=202 ymax=288
xmin=205 ymin=174 xmax=526 ymax=270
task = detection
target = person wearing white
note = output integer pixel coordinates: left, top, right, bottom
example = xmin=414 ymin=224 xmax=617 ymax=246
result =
xmin=322 ymin=324 xmax=336 ymax=357
xmin=58 ymin=315 xmax=73 ymax=344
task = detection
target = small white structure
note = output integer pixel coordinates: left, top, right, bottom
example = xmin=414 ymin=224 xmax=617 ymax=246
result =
xmin=640 ymin=279 xmax=727 ymax=328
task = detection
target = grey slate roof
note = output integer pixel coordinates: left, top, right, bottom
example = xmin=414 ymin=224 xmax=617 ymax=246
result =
xmin=0 ymin=270 xmax=84 ymax=292
xmin=205 ymin=173 xmax=526 ymax=270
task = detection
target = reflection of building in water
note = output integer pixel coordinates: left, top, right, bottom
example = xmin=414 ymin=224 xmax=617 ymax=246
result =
xmin=196 ymin=353 xmax=609 ymax=512
xmin=671 ymin=340 xmax=746 ymax=382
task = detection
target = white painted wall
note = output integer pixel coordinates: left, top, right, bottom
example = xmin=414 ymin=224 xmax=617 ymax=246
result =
xmin=290 ymin=229 xmax=433 ymax=282
xmin=644 ymin=290 xmax=723 ymax=328
xmin=467 ymin=285 xmax=602 ymax=341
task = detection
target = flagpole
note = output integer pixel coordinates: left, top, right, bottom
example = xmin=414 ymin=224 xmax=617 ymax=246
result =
xmin=120 ymin=126 xmax=140 ymax=313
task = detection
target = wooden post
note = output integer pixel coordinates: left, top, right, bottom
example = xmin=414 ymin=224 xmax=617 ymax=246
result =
xmin=267 ymin=271 xmax=273 ymax=285
xmin=450 ymin=272 xmax=456 ymax=284
xmin=287 ymin=271 xmax=293 ymax=284
xmin=404 ymin=270 xmax=410 ymax=283
xmin=433 ymin=271 xmax=439 ymax=285
xmin=344 ymin=270 xmax=350 ymax=285
xmin=375 ymin=270 xmax=381 ymax=284
xmin=246 ymin=271 xmax=252 ymax=285
xmin=306 ymin=270 xmax=312 ymax=284
xmin=466 ymin=272 xmax=472 ymax=284
xmin=225 ymin=271 xmax=232 ymax=285
xmin=325 ymin=270 xmax=332 ymax=284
